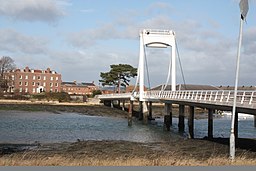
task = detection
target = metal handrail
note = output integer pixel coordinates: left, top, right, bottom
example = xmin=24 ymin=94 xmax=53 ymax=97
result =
xmin=98 ymin=90 xmax=256 ymax=106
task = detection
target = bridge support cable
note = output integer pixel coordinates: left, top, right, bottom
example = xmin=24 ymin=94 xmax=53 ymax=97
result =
xmin=143 ymin=38 xmax=152 ymax=94
xmin=160 ymin=37 xmax=187 ymax=92
xmin=160 ymin=46 xmax=172 ymax=92
xmin=175 ymin=39 xmax=187 ymax=90
xmin=131 ymin=57 xmax=140 ymax=98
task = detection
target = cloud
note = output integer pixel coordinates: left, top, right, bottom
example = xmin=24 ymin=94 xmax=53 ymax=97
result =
xmin=66 ymin=24 xmax=119 ymax=48
xmin=0 ymin=0 xmax=66 ymax=23
xmin=0 ymin=29 xmax=49 ymax=54
xmin=45 ymin=49 xmax=138 ymax=83
xmin=146 ymin=2 xmax=174 ymax=15
xmin=243 ymin=27 xmax=256 ymax=55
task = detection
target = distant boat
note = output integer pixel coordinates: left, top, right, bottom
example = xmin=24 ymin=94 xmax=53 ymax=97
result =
xmin=221 ymin=111 xmax=254 ymax=120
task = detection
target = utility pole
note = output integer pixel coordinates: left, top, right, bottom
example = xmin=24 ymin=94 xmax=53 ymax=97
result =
xmin=230 ymin=0 xmax=248 ymax=160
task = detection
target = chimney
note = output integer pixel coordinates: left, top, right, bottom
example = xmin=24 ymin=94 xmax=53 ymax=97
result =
xmin=25 ymin=66 xmax=29 ymax=72
xmin=47 ymin=68 xmax=51 ymax=73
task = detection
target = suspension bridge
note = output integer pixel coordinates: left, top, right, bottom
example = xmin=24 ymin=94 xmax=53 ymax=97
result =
xmin=98 ymin=29 xmax=256 ymax=158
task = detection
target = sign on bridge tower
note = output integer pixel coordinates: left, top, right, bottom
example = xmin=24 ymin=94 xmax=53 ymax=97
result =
xmin=139 ymin=29 xmax=176 ymax=101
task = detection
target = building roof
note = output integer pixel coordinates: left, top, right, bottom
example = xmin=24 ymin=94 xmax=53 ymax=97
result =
xmin=151 ymin=84 xmax=220 ymax=91
xmin=218 ymin=85 xmax=256 ymax=91
xmin=81 ymin=83 xmax=96 ymax=86
xmin=13 ymin=67 xmax=58 ymax=74
xmin=62 ymin=81 xmax=96 ymax=87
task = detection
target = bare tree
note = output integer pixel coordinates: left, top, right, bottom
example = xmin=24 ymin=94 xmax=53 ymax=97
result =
xmin=0 ymin=56 xmax=16 ymax=93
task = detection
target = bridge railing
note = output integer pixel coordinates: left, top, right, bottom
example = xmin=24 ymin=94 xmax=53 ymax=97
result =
xmin=98 ymin=90 xmax=256 ymax=107
xmin=144 ymin=90 xmax=256 ymax=106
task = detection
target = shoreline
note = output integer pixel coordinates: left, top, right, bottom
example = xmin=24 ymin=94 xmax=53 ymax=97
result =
xmin=0 ymin=99 xmax=218 ymax=119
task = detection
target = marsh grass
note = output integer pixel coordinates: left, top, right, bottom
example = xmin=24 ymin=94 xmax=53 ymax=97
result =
xmin=1 ymin=153 xmax=255 ymax=166
xmin=0 ymin=140 xmax=255 ymax=166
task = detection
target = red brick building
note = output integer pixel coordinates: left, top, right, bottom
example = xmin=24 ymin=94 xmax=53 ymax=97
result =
xmin=61 ymin=81 xmax=98 ymax=95
xmin=5 ymin=67 xmax=62 ymax=94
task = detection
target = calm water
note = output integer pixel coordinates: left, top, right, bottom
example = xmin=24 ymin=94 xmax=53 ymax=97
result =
xmin=0 ymin=111 xmax=255 ymax=143
xmin=0 ymin=111 xmax=175 ymax=143
xmin=155 ymin=116 xmax=256 ymax=139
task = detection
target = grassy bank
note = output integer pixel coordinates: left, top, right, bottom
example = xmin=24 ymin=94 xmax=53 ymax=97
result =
xmin=0 ymin=102 xmax=129 ymax=118
xmin=0 ymin=140 xmax=255 ymax=166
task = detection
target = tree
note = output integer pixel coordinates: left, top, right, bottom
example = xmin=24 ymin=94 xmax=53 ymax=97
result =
xmin=0 ymin=56 xmax=16 ymax=92
xmin=99 ymin=64 xmax=137 ymax=93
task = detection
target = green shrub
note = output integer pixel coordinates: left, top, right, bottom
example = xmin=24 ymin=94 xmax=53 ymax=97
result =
xmin=92 ymin=90 xmax=102 ymax=97
xmin=32 ymin=92 xmax=71 ymax=102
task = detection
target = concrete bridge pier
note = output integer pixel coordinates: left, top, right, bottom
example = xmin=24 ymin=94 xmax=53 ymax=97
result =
xmin=122 ymin=100 xmax=125 ymax=111
xmin=139 ymin=101 xmax=143 ymax=120
xmin=128 ymin=101 xmax=133 ymax=126
xmin=110 ymin=101 xmax=114 ymax=108
xmin=178 ymin=104 xmax=185 ymax=133
xmin=148 ymin=101 xmax=153 ymax=120
xmin=142 ymin=102 xmax=149 ymax=124
xmin=103 ymin=100 xmax=111 ymax=107
xmin=208 ymin=109 xmax=213 ymax=139
xmin=164 ymin=103 xmax=172 ymax=131
xmin=235 ymin=112 xmax=238 ymax=139
xmin=117 ymin=100 xmax=121 ymax=109
xmin=188 ymin=106 xmax=194 ymax=139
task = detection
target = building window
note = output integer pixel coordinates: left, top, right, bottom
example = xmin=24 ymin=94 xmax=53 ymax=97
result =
xmin=32 ymin=82 xmax=35 ymax=86
xmin=43 ymin=76 xmax=46 ymax=80
xmin=25 ymin=88 xmax=28 ymax=93
xmin=33 ymin=88 xmax=35 ymax=93
xmin=37 ymin=82 xmax=40 ymax=86
xmin=37 ymin=76 xmax=41 ymax=80
xmin=55 ymin=89 xmax=58 ymax=92
xmin=50 ymin=76 xmax=53 ymax=81
xmin=43 ymin=82 xmax=46 ymax=86
xmin=56 ymin=77 xmax=58 ymax=81
xmin=19 ymin=88 xmax=22 ymax=92
xmin=50 ymin=89 xmax=53 ymax=92
xmin=19 ymin=82 xmax=22 ymax=86
xmin=55 ymin=83 xmax=58 ymax=87
xmin=11 ymin=75 xmax=14 ymax=80
xmin=33 ymin=76 xmax=36 ymax=80
xmin=25 ymin=75 xmax=28 ymax=79
xmin=19 ymin=75 xmax=22 ymax=79
xmin=50 ymin=83 xmax=53 ymax=87
xmin=25 ymin=82 xmax=28 ymax=86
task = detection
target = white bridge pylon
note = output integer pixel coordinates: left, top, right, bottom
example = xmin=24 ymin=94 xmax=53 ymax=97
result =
xmin=139 ymin=29 xmax=176 ymax=101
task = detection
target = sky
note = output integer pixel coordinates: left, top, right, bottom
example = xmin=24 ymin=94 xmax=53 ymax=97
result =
xmin=0 ymin=0 xmax=256 ymax=88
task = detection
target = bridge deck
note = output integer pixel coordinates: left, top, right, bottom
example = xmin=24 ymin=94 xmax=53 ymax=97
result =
xmin=98 ymin=90 xmax=256 ymax=115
